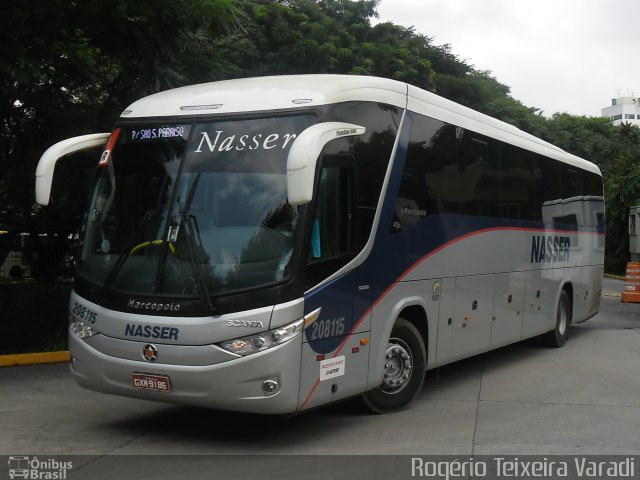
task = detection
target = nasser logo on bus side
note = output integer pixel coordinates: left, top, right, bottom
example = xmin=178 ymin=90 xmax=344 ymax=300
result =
xmin=530 ymin=235 xmax=571 ymax=264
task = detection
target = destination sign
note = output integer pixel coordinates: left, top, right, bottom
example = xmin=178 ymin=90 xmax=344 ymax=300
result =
xmin=129 ymin=126 xmax=189 ymax=141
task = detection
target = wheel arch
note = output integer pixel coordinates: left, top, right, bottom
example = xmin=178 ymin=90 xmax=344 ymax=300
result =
xmin=379 ymin=297 xmax=432 ymax=370
xmin=397 ymin=304 xmax=429 ymax=366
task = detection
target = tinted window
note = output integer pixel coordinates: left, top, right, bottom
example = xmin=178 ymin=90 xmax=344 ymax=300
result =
xmin=562 ymin=164 xmax=584 ymax=199
xmin=393 ymin=115 xmax=449 ymax=232
xmin=305 ymin=155 xmax=356 ymax=288
xmin=305 ymin=102 xmax=401 ymax=286
xmin=392 ymin=115 xmax=456 ymax=232
xmin=309 ymin=162 xmax=353 ymax=260
xmin=582 ymin=170 xmax=605 ymax=227
xmin=325 ymin=102 xmax=401 ymax=246
xmin=533 ymin=155 xmax=562 ymax=223
xmin=584 ymin=170 xmax=603 ymax=196
xmin=500 ymin=144 xmax=534 ymax=220
xmin=393 ymin=114 xmax=600 ymax=229
xmin=457 ymin=130 xmax=500 ymax=217
xmin=561 ymin=166 xmax=604 ymax=227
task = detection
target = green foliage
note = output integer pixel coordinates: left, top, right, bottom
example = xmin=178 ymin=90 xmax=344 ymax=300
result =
xmin=542 ymin=114 xmax=614 ymax=161
xmin=435 ymin=70 xmax=509 ymax=112
xmin=600 ymin=125 xmax=640 ymax=272
xmin=0 ymin=0 xmax=242 ymax=233
xmin=220 ymin=0 xmax=436 ymax=89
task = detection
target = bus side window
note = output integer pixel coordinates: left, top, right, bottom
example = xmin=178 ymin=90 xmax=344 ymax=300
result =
xmin=391 ymin=115 xmax=453 ymax=233
xmin=310 ymin=165 xmax=352 ymax=259
xmin=457 ymin=131 xmax=500 ymax=217
xmin=305 ymin=156 xmax=356 ymax=287
xmin=500 ymin=144 xmax=535 ymax=221
xmin=533 ymin=154 xmax=562 ymax=224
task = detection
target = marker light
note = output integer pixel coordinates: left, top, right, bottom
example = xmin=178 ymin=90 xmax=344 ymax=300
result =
xmin=179 ymin=104 xmax=223 ymax=111
xmin=218 ymin=318 xmax=304 ymax=356
xmin=98 ymin=128 xmax=121 ymax=167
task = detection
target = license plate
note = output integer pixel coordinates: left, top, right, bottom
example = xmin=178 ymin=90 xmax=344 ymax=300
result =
xmin=132 ymin=373 xmax=171 ymax=392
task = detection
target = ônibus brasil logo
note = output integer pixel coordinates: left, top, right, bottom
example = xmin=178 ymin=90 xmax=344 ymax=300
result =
xmin=7 ymin=456 xmax=72 ymax=479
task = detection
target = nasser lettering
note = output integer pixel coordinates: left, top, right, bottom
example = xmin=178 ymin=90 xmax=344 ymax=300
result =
xmin=194 ymin=130 xmax=297 ymax=153
xmin=124 ymin=323 xmax=179 ymax=341
xmin=530 ymin=235 xmax=571 ymax=263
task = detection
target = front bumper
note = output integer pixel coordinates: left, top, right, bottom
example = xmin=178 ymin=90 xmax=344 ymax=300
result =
xmin=69 ymin=328 xmax=302 ymax=414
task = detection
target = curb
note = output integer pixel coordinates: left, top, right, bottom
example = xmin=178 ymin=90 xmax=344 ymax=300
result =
xmin=604 ymin=273 xmax=626 ymax=280
xmin=0 ymin=351 xmax=70 ymax=368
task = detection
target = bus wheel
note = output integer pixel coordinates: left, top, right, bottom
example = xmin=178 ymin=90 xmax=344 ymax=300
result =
xmin=362 ymin=318 xmax=426 ymax=413
xmin=544 ymin=289 xmax=570 ymax=348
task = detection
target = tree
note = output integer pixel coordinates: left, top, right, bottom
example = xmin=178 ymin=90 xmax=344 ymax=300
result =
xmin=219 ymin=0 xmax=436 ymax=89
xmin=0 ymin=0 xmax=242 ymax=234
xmin=542 ymin=113 xmax=614 ymax=162
xmin=599 ymin=124 xmax=640 ymax=272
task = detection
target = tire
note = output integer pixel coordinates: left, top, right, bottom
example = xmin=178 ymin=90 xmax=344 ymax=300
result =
xmin=544 ymin=289 xmax=571 ymax=348
xmin=362 ymin=317 xmax=426 ymax=413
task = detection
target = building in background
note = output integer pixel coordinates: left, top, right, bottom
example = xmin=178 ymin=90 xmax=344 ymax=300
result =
xmin=602 ymin=94 xmax=640 ymax=126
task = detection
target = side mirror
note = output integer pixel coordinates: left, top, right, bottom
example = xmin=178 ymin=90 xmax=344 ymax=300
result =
xmin=35 ymin=133 xmax=110 ymax=206
xmin=286 ymin=122 xmax=365 ymax=206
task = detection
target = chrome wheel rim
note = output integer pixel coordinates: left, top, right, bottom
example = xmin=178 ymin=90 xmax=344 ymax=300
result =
xmin=381 ymin=338 xmax=413 ymax=394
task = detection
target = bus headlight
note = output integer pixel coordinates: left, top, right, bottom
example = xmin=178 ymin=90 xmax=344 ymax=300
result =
xmin=70 ymin=315 xmax=97 ymax=339
xmin=218 ymin=318 xmax=304 ymax=356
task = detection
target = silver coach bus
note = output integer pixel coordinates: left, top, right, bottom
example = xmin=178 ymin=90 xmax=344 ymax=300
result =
xmin=36 ymin=75 xmax=604 ymax=414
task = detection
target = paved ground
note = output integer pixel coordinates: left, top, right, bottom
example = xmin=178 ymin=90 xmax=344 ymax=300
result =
xmin=0 ymin=277 xmax=639 ymax=477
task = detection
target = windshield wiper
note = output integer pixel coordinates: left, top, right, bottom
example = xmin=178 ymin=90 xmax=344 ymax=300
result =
xmin=97 ymin=175 xmax=169 ymax=303
xmin=177 ymin=173 xmax=217 ymax=314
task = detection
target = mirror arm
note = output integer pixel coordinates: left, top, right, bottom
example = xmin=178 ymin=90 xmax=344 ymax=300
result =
xmin=286 ymin=122 xmax=365 ymax=206
xmin=35 ymin=133 xmax=110 ymax=206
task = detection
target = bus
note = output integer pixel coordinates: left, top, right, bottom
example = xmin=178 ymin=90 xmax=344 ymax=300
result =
xmin=35 ymin=75 xmax=604 ymax=414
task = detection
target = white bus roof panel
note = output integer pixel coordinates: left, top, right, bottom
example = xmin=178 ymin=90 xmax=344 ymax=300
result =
xmin=122 ymin=75 xmax=407 ymax=118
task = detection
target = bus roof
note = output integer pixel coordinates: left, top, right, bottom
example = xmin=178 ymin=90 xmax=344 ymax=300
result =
xmin=122 ymin=74 xmax=600 ymax=175
xmin=122 ymin=75 xmax=408 ymax=118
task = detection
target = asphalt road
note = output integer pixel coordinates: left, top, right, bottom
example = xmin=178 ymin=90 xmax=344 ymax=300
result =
xmin=1 ymin=277 xmax=639 ymax=479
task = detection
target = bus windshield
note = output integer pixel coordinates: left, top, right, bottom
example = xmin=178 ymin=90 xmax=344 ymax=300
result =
xmin=77 ymin=114 xmax=316 ymax=301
